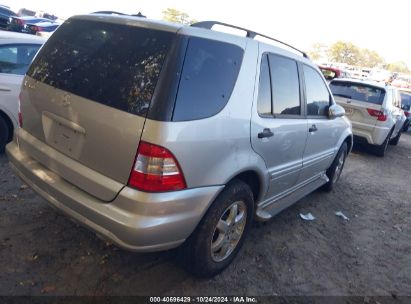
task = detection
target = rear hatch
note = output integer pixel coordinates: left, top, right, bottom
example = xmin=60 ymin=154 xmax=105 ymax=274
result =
xmin=329 ymin=80 xmax=386 ymax=126
xmin=20 ymin=16 xmax=177 ymax=201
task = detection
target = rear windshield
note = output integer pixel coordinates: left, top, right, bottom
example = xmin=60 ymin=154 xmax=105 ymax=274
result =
xmin=27 ymin=18 xmax=174 ymax=116
xmin=329 ymin=81 xmax=385 ymax=105
xmin=400 ymin=92 xmax=411 ymax=111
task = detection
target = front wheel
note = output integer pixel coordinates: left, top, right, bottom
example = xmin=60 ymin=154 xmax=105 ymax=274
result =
xmin=323 ymin=142 xmax=347 ymax=192
xmin=180 ymin=180 xmax=254 ymax=277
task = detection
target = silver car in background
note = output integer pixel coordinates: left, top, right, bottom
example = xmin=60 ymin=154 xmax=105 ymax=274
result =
xmin=0 ymin=31 xmax=45 ymax=151
xmin=330 ymin=79 xmax=406 ymax=156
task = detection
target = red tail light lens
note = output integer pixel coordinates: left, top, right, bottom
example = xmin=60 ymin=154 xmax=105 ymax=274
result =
xmin=18 ymin=92 xmax=23 ymax=127
xmin=33 ymin=26 xmax=43 ymax=32
xmin=16 ymin=19 xmax=24 ymax=25
xmin=405 ymin=111 xmax=410 ymax=117
xmin=128 ymin=141 xmax=186 ymax=192
xmin=367 ymin=108 xmax=387 ymax=121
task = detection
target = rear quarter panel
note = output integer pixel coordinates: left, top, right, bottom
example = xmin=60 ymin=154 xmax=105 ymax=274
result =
xmin=140 ymin=40 xmax=269 ymax=201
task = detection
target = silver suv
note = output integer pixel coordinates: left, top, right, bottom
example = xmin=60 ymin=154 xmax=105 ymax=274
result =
xmin=6 ymin=16 xmax=352 ymax=277
xmin=329 ymin=79 xmax=406 ymax=156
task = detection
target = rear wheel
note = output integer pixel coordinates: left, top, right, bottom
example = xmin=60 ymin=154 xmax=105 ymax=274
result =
xmin=0 ymin=116 xmax=10 ymax=153
xmin=374 ymin=129 xmax=393 ymax=157
xmin=180 ymin=180 xmax=254 ymax=277
xmin=323 ymin=142 xmax=347 ymax=192
xmin=389 ymin=130 xmax=401 ymax=146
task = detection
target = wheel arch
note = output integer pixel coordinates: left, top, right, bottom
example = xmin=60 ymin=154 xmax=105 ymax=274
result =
xmin=0 ymin=109 xmax=14 ymax=142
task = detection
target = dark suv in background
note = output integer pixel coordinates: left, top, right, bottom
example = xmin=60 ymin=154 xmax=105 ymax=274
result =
xmin=0 ymin=5 xmax=17 ymax=29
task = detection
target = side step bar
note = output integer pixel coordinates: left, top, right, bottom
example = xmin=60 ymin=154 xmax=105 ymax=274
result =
xmin=256 ymin=173 xmax=329 ymax=221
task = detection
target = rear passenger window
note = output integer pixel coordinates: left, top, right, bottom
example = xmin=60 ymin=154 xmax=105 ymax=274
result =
xmin=257 ymin=54 xmax=272 ymax=116
xmin=269 ymin=54 xmax=301 ymax=116
xmin=172 ymin=37 xmax=243 ymax=121
xmin=303 ymin=65 xmax=330 ymax=116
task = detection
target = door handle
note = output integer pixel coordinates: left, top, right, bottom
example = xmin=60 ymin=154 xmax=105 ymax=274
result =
xmin=0 ymin=87 xmax=11 ymax=92
xmin=309 ymin=124 xmax=318 ymax=132
xmin=258 ymin=128 xmax=274 ymax=138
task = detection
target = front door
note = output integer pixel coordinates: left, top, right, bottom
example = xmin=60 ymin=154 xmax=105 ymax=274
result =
xmin=299 ymin=65 xmax=340 ymax=182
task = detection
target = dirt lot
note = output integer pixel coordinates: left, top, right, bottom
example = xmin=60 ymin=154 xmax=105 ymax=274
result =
xmin=0 ymin=133 xmax=410 ymax=297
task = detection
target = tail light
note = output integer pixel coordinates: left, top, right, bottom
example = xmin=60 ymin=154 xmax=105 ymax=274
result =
xmin=405 ymin=111 xmax=410 ymax=117
xmin=367 ymin=108 xmax=387 ymax=121
xmin=16 ymin=19 xmax=24 ymax=26
xmin=128 ymin=141 xmax=186 ymax=192
xmin=18 ymin=92 xmax=23 ymax=127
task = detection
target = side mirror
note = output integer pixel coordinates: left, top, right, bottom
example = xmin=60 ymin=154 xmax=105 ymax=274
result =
xmin=329 ymin=104 xmax=345 ymax=119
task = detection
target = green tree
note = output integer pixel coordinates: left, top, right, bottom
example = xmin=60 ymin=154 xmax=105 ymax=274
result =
xmin=307 ymin=43 xmax=327 ymax=61
xmin=162 ymin=8 xmax=196 ymax=25
xmin=386 ymin=61 xmax=410 ymax=73
xmin=360 ymin=49 xmax=385 ymax=68
xmin=327 ymin=41 xmax=361 ymax=65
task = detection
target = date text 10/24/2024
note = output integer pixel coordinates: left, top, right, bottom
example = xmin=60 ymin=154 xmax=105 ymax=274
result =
xmin=149 ymin=297 xmax=258 ymax=303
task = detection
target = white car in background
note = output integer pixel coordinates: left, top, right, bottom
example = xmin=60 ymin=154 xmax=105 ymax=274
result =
xmin=329 ymin=79 xmax=406 ymax=156
xmin=0 ymin=31 xmax=45 ymax=152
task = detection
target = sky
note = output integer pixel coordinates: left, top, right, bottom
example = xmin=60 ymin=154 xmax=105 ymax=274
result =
xmin=4 ymin=0 xmax=410 ymax=67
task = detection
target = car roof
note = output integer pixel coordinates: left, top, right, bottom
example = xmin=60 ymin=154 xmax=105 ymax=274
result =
xmin=17 ymin=16 xmax=46 ymax=20
xmin=72 ymin=14 xmax=312 ymax=65
xmin=319 ymin=66 xmax=341 ymax=72
xmin=0 ymin=31 xmax=47 ymax=44
xmin=330 ymin=78 xmax=388 ymax=90
xmin=26 ymin=21 xmax=59 ymax=26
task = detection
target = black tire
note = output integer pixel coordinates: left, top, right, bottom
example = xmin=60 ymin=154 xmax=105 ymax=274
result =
xmin=373 ymin=129 xmax=393 ymax=157
xmin=179 ymin=180 xmax=254 ymax=277
xmin=389 ymin=130 xmax=401 ymax=146
xmin=323 ymin=142 xmax=348 ymax=192
xmin=0 ymin=115 xmax=11 ymax=153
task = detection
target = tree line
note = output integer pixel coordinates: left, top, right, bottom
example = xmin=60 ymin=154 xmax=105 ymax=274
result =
xmin=308 ymin=41 xmax=410 ymax=73
xmin=162 ymin=9 xmax=410 ymax=74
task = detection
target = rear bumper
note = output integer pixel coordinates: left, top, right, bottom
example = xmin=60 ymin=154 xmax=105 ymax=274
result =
xmin=351 ymin=122 xmax=390 ymax=145
xmin=6 ymin=140 xmax=223 ymax=252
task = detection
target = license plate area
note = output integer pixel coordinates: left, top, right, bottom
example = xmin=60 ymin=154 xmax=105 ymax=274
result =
xmin=42 ymin=111 xmax=86 ymax=158
xmin=344 ymin=107 xmax=354 ymax=116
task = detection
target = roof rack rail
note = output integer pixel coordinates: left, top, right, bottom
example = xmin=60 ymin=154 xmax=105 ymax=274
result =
xmin=91 ymin=11 xmax=146 ymax=18
xmin=191 ymin=21 xmax=309 ymax=59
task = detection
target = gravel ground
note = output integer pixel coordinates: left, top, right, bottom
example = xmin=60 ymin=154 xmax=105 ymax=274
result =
xmin=0 ymin=133 xmax=410 ymax=296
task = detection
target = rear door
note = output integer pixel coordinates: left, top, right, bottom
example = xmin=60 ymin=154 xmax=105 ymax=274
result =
xmin=329 ymin=80 xmax=386 ymax=127
xmin=21 ymin=18 xmax=176 ymax=201
xmin=251 ymin=52 xmax=307 ymax=200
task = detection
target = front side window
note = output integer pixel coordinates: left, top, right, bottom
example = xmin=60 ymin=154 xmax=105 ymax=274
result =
xmin=269 ymin=54 xmax=301 ymax=115
xmin=303 ymin=65 xmax=330 ymax=116
xmin=0 ymin=44 xmax=41 ymax=75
